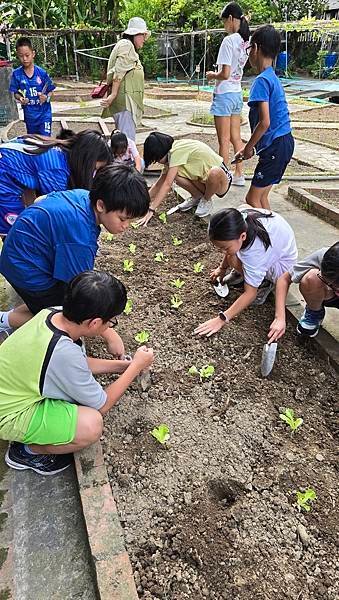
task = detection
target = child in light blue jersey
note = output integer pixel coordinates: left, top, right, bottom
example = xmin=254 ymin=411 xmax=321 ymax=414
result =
xmin=9 ymin=37 xmax=55 ymax=136
xmin=233 ymin=25 xmax=294 ymax=210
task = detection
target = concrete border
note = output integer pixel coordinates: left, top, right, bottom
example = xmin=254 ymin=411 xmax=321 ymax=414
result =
xmin=74 ymin=443 xmax=138 ymax=600
xmin=288 ymin=186 xmax=339 ymax=227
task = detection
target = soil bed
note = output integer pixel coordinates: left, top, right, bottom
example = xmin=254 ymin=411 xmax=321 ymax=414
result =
xmin=291 ymin=105 xmax=339 ymax=123
xmin=6 ymin=119 xmax=149 ymax=138
xmin=304 ymin=188 xmax=339 ymax=209
xmin=293 ymin=128 xmax=339 ymax=151
xmin=90 ymin=194 xmax=338 ymax=600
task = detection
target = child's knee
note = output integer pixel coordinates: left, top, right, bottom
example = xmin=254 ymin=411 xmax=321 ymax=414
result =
xmin=300 ymin=269 xmax=321 ymax=292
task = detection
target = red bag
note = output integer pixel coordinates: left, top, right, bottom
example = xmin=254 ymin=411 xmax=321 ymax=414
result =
xmin=91 ymin=82 xmax=109 ymax=99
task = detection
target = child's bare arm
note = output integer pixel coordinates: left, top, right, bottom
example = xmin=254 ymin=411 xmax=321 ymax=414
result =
xmin=234 ymin=102 xmax=270 ymax=162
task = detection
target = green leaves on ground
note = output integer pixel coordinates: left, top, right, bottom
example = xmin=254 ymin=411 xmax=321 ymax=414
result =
xmin=172 ymin=236 xmax=183 ymax=246
xmin=170 ymin=278 xmax=185 ymax=289
xmin=150 ymin=424 xmax=170 ymax=445
xmin=123 ymin=259 xmax=134 ymax=272
xmin=189 ymin=364 xmax=215 ymax=381
xmin=159 ymin=212 xmax=167 ymax=224
xmin=170 ymin=294 xmax=183 ymax=309
xmin=279 ymin=408 xmax=303 ymax=432
xmin=131 ymin=222 xmax=140 ymax=229
xmin=103 ymin=232 xmax=114 ymax=241
xmin=128 ymin=243 xmax=137 ymax=255
xmin=124 ymin=299 xmax=133 ymax=315
xmin=154 ymin=251 xmax=166 ymax=262
xmin=193 ymin=262 xmax=204 ymax=273
xmin=135 ymin=330 xmax=150 ymax=344
xmin=296 ymin=488 xmax=317 ymax=512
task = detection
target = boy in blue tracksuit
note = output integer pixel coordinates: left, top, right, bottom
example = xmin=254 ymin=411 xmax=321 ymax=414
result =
xmin=9 ymin=37 xmax=55 ymax=136
xmin=234 ymin=25 xmax=294 ymax=210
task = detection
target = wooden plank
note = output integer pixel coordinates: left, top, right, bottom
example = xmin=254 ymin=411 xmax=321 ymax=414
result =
xmin=98 ymin=118 xmax=110 ymax=137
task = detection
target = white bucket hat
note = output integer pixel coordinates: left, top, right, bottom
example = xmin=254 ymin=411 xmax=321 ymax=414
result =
xmin=123 ymin=17 xmax=150 ymax=39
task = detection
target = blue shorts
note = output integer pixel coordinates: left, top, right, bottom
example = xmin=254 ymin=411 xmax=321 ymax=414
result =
xmin=210 ymin=92 xmax=243 ymax=117
xmin=25 ymin=119 xmax=52 ymax=136
xmin=252 ymin=133 xmax=294 ymax=188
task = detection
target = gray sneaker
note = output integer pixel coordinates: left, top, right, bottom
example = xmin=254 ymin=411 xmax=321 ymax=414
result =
xmin=252 ymin=279 xmax=274 ymax=306
xmin=195 ymin=198 xmax=212 ymax=218
xmin=223 ymin=269 xmax=244 ymax=287
xmin=178 ymin=197 xmax=201 ymax=212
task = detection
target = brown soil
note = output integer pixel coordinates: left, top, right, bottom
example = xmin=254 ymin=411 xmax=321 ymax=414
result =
xmin=89 ymin=194 xmax=339 ymax=600
xmin=305 ymin=188 xmax=339 ymax=209
xmin=291 ymin=105 xmax=339 ymax=123
xmin=293 ymin=128 xmax=339 ymax=151
xmin=6 ymin=120 xmax=149 ymax=139
xmin=53 ymin=104 xmax=172 ymax=119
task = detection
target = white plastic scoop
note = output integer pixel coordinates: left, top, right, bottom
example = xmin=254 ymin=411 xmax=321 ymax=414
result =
xmin=213 ymin=277 xmax=230 ymax=298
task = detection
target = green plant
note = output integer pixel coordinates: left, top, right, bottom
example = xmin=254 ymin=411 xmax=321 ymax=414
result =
xmin=193 ymin=262 xmax=204 ymax=273
xmin=154 ymin=251 xmax=166 ymax=262
xmin=135 ymin=330 xmax=150 ymax=344
xmin=170 ymin=278 xmax=185 ymax=289
xmin=191 ymin=109 xmax=214 ymax=126
xmin=189 ymin=364 xmax=215 ymax=381
xmin=170 ymin=294 xmax=183 ymax=309
xmin=150 ymin=424 xmax=170 ymax=444
xmin=172 ymin=236 xmax=183 ymax=246
xmin=131 ymin=222 xmax=140 ymax=229
xmin=124 ymin=299 xmax=133 ymax=315
xmin=102 ymin=232 xmax=113 ymax=241
xmin=279 ymin=408 xmax=303 ymax=432
xmin=159 ymin=212 xmax=167 ymax=224
xmin=296 ymin=488 xmax=317 ymax=512
xmin=123 ymin=259 xmax=134 ymax=273
xmin=128 ymin=243 xmax=137 ymax=255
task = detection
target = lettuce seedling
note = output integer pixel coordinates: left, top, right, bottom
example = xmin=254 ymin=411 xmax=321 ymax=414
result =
xmin=171 ymin=294 xmax=183 ymax=309
xmin=123 ymin=259 xmax=134 ymax=272
xmin=193 ymin=262 xmax=204 ymax=273
xmin=188 ymin=364 xmax=215 ymax=381
xmin=154 ymin=251 xmax=165 ymax=262
xmin=135 ymin=330 xmax=150 ymax=344
xmin=279 ymin=408 xmax=303 ymax=432
xmin=170 ymin=278 xmax=185 ymax=289
xmin=128 ymin=243 xmax=137 ymax=255
xmin=188 ymin=366 xmax=199 ymax=376
xmin=296 ymin=488 xmax=317 ymax=512
xmin=150 ymin=424 xmax=170 ymax=445
xmin=131 ymin=222 xmax=140 ymax=229
xmin=172 ymin=236 xmax=183 ymax=246
xmin=159 ymin=212 xmax=167 ymax=224
xmin=102 ymin=231 xmax=114 ymax=241
xmin=124 ymin=299 xmax=133 ymax=315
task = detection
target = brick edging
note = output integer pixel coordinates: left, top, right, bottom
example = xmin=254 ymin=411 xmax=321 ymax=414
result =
xmin=288 ymin=186 xmax=339 ymax=228
xmin=74 ymin=442 xmax=138 ymax=600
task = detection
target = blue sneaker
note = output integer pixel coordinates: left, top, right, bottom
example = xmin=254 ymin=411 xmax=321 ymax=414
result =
xmin=297 ymin=306 xmax=325 ymax=337
xmin=5 ymin=442 xmax=72 ymax=475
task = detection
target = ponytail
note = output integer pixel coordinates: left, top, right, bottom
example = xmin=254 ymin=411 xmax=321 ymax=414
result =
xmin=208 ymin=208 xmax=274 ymax=251
xmin=220 ymin=3 xmax=250 ymax=42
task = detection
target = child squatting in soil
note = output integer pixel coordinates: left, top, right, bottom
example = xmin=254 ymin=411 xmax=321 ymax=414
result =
xmin=138 ymin=132 xmax=232 ymax=224
xmin=0 ymin=270 xmax=154 ymax=476
xmin=0 ymin=164 xmax=150 ymax=359
xmin=233 ymin=25 xmax=294 ymax=210
xmin=111 ymin=129 xmax=144 ymax=172
xmin=194 ymin=207 xmax=297 ymax=342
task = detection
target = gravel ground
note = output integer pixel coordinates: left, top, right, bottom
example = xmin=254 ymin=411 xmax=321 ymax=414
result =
xmin=304 ymin=189 xmax=339 ymax=209
xmin=293 ymin=128 xmax=339 ymax=152
xmin=291 ymin=105 xmax=339 ymax=123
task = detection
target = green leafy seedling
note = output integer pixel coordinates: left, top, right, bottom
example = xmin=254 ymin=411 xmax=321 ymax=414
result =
xmin=172 ymin=236 xmax=183 ymax=246
xmin=103 ymin=232 xmax=114 ymax=241
xmin=199 ymin=364 xmax=215 ymax=380
xmin=296 ymin=488 xmax=317 ymax=512
xmin=123 ymin=259 xmax=134 ymax=273
xmin=188 ymin=365 xmax=199 ymax=376
xmin=130 ymin=222 xmax=140 ymax=229
xmin=124 ymin=299 xmax=133 ymax=315
xmin=170 ymin=278 xmax=185 ymax=289
xmin=159 ymin=212 xmax=167 ymax=224
xmin=279 ymin=408 xmax=303 ymax=432
xmin=150 ymin=424 xmax=170 ymax=445
xmin=171 ymin=294 xmax=183 ymax=309
xmin=193 ymin=262 xmax=204 ymax=273
xmin=128 ymin=243 xmax=137 ymax=255
xmin=134 ymin=330 xmax=150 ymax=344
xmin=154 ymin=251 xmax=165 ymax=262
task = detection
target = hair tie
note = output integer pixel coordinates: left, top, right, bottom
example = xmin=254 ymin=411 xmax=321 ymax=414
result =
xmin=240 ymin=14 xmax=244 ymax=18
xmin=242 ymin=211 xmax=248 ymax=221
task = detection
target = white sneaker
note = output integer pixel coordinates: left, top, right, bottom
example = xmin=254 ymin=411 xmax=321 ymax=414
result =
xmin=178 ymin=197 xmax=201 ymax=212
xmin=195 ymin=198 xmax=212 ymax=218
xmin=232 ymin=175 xmax=245 ymax=186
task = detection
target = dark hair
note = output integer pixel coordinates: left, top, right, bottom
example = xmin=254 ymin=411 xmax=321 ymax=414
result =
xmin=122 ymin=33 xmax=139 ymax=48
xmin=221 ymin=3 xmax=250 ymax=42
xmin=56 ymin=128 xmax=75 ymax=140
xmin=63 ymin=271 xmax=127 ymax=324
xmin=143 ymin=132 xmax=174 ymax=168
xmin=251 ymin=25 xmax=281 ymax=60
xmin=90 ymin=164 xmax=150 ymax=217
xmin=208 ymin=208 xmax=274 ymax=251
xmin=21 ymin=130 xmax=112 ymax=189
xmin=321 ymin=242 xmax=339 ymax=286
xmin=111 ymin=130 xmax=128 ymax=157
xmin=16 ymin=37 xmax=33 ymax=51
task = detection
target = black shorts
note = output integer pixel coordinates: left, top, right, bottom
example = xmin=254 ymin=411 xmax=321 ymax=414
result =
xmin=10 ymin=281 xmax=66 ymax=315
xmin=252 ymin=133 xmax=294 ymax=188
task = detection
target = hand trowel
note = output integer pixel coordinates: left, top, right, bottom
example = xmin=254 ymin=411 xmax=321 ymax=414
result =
xmin=261 ymin=342 xmax=278 ymax=377
xmin=213 ymin=277 xmax=229 ymax=298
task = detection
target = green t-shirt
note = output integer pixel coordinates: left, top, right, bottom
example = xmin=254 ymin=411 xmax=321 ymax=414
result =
xmin=169 ymin=139 xmax=223 ymax=182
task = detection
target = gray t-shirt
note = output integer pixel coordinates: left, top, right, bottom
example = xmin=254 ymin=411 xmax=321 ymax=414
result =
xmin=291 ymin=247 xmax=328 ymax=284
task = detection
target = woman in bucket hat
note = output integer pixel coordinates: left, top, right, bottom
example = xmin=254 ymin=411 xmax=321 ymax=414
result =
xmin=101 ymin=18 xmax=150 ymax=140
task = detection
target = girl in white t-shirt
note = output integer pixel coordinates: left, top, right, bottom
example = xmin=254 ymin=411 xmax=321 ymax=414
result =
xmin=194 ymin=207 xmax=298 ymax=343
xmin=111 ymin=130 xmax=144 ymax=172
xmin=206 ymin=3 xmax=249 ymax=186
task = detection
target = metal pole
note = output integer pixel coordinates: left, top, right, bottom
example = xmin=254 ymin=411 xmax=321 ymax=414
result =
xmin=190 ymin=32 xmax=194 ymax=80
xmin=202 ymin=21 xmax=208 ymax=86
xmin=72 ymin=32 xmax=79 ymax=81
xmin=165 ymin=31 xmax=169 ymax=83
xmin=64 ymin=35 xmax=69 ymax=76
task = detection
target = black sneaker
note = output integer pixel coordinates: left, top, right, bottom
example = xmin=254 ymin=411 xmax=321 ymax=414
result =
xmin=5 ymin=442 xmax=72 ymax=475
xmin=223 ymin=269 xmax=244 ymax=288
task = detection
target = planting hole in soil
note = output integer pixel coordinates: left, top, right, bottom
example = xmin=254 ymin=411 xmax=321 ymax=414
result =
xmin=89 ymin=193 xmax=338 ymax=600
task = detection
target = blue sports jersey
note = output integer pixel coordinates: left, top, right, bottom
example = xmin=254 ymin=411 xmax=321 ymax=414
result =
xmin=0 ymin=189 xmax=100 ymax=290
xmin=248 ymin=66 xmax=291 ymax=153
xmin=9 ymin=65 xmax=55 ymax=135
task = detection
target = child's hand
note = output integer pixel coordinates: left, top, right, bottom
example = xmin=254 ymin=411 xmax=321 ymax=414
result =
xmin=19 ymin=96 xmax=29 ymax=105
xmin=194 ymin=315 xmax=227 ymax=337
xmin=133 ymin=346 xmax=154 ymax=370
xmin=242 ymin=144 xmax=255 ymax=161
xmin=38 ymin=92 xmax=48 ymax=104
xmin=137 ymin=210 xmax=154 ymax=227
xmin=210 ymin=266 xmax=226 ymax=283
xmin=267 ymin=317 xmax=286 ymax=343
xmin=206 ymin=71 xmax=216 ymax=81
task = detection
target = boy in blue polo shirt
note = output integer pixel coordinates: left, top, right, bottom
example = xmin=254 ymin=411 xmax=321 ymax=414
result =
xmin=9 ymin=37 xmax=55 ymax=136
xmin=234 ymin=25 xmax=294 ymax=210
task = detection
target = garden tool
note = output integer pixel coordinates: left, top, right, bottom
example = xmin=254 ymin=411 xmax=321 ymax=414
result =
xmin=213 ymin=277 xmax=229 ymax=298
xmin=260 ymin=342 xmax=278 ymax=377
xmin=166 ymin=204 xmax=181 ymax=215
